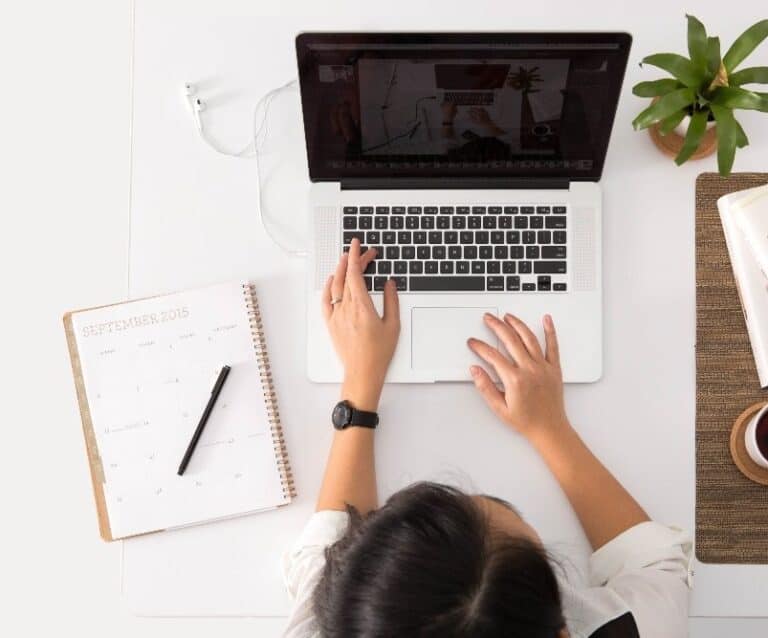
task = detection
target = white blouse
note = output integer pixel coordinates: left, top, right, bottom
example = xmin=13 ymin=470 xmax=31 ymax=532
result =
xmin=281 ymin=511 xmax=692 ymax=638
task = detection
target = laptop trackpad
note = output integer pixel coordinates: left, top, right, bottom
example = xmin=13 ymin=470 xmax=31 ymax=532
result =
xmin=411 ymin=307 xmax=499 ymax=378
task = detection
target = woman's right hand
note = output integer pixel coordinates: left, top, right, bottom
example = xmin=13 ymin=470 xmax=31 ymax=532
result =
xmin=467 ymin=313 xmax=570 ymax=444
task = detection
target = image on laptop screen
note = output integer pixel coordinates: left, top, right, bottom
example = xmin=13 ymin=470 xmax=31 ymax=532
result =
xmin=296 ymin=33 xmax=631 ymax=181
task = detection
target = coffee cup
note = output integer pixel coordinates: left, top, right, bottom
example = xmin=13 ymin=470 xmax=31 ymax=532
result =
xmin=745 ymin=403 xmax=768 ymax=469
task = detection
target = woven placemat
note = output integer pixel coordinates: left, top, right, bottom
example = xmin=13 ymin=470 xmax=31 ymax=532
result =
xmin=696 ymin=172 xmax=768 ymax=563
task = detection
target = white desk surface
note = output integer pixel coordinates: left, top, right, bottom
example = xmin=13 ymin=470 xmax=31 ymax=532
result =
xmin=7 ymin=0 xmax=767 ymax=635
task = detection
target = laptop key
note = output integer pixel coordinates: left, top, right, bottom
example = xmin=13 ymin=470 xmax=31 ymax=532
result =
xmin=394 ymin=261 xmax=407 ymax=274
xmin=488 ymin=206 xmax=502 ymax=214
xmin=378 ymin=261 xmax=392 ymax=274
xmin=449 ymin=246 xmax=462 ymax=260
xmin=373 ymin=276 xmax=387 ymax=291
xmin=408 ymin=206 xmax=422 ymax=215
xmin=553 ymin=206 xmax=566 ymax=214
xmin=398 ymin=231 xmax=412 ymax=243
xmin=439 ymin=206 xmax=454 ymax=214
xmin=359 ymin=216 xmax=373 ymax=229
xmin=464 ymin=246 xmax=478 ymax=259
xmin=433 ymin=246 xmax=446 ymax=259
xmin=414 ymin=231 xmax=427 ymax=244
xmin=421 ymin=216 xmax=435 ymax=229
xmin=343 ymin=206 xmax=358 ymax=215
xmin=364 ymin=276 xmax=373 ymax=291
xmin=553 ymin=231 xmax=567 ymax=244
xmin=375 ymin=216 xmax=388 ymax=229
xmin=487 ymin=276 xmax=504 ymax=291
xmin=364 ymin=261 xmax=376 ymax=275
xmin=509 ymin=246 xmax=524 ymax=259
xmin=487 ymin=261 xmax=501 ymax=274
xmin=366 ymin=231 xmax=380 ymax=244
xmin=452 ymin=216 xmax=467 ymax=229
xmin=437 ymin=216 xmax=451 ymax=229
xmin=360 ymin=206 xmax=374 ymax=214
xmin=391 ymin=216 xmax=404 ymax=229
xmin=428 ymin=231 xmax=442 ymax=244
xmin=514 ymin=217 xmax=528 ymax=229
xmin=504 ymin=206 xmax=519 ymax=214
xmin=526 ymin=246 xmax=540 ymax=259
xmin=468 ymin=217 xmax=482 ymax=229
xmin=402 ymin=246 xmax=416 ymax=259
xmin=495 ymin=246 xmax=508 ymax=259
xmin=483 ymin=216 xmax=497 ymax=229
xmin=523 ymin=283 xmax=536 ymax=291
xmin=479 ymin=246 xmax=493 ymax=259
xmin=472 ymin=261 xmax=486 ymax=274
xmin=499 ymin=216 xmax=512 ymax=229
xmin=542 ymin=246 xmax=566 ymax=259
xmin=506 ymin=231 xmax=520 ymax=244
xmin=538 ymin=230 xmax=551 ymax=244
xmin=506 ymin=276 xmax=520 ymax=291
xmin=344 ymin=231 xmax=364 ymax=244
xmin=386 ymin=246 xmax=400 ymax=259
xmin=503 ymin=261 xmax=516 ymax=274
xmin=406 ymin=217 xmax=419 ymax=229
xmin=521 ymin=206 xmax=534 ymax=214
xmin=472 ymin=206 xmax=486 ymax=214
xmin=519 ymin=261 xmax=532 ymax=274
xmin=537 ymin=206 xmax=551 ymax=214
xmin=534 ymin=261 xmax=567 ymax=274
xmin=522 ymin=231 xmax=536 ymax=244
xmin=383 ymin=231 xmax=396 ymax=244
xmin=375 ymin=206 xmax=390 ymax=215
xmin=545 ymin=217 xmax=567 ymax=229
xmin=444 ymin=231 xmax=458 ymax=244
xmin=343 ymin=217 xmax=357 ymax=229
xmin=491 ymin=231 xmax=505 ymax=244
xmin=460 ymin=231 xmax=473 ymax=244
xmin=392 ymin=206 xmax=406 ymax=214
xmin=410 ymin=276 xmax=485 ymax=291
xmin=456 ymin=261 xmax=470 ymax=274
xmin=530 ymin=216 xmax=544 ymax=229
xmin=554 ymin=283 xmax=567 ymax=291
xmin=425 ymin=261 xmax=439 ymax=274
xmin=440 ymin=261 xmax=454 ymax=274
xmin=475 ymin=231 xmax=489 ymax=244
xmin=417 ymin=246 xmax=431 ymax=259
xmin=393 ymin=276 xmax=407 ymax=291
xmin=409 ymin=261 xmax=423 ymax=274
xmin=538 ymin=276 xmax=552 ymax=291
xmin=424 ymin=206 xmax=438 ymax=214
xmin=456 ymin=206 xmax=470 ymax=214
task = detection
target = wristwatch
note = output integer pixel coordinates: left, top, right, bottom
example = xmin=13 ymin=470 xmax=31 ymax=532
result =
xmin=332 ymin=400 xmax=379 ymax=430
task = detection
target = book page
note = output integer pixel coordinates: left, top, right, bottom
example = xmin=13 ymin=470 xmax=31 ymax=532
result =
xmin=71 ymin=282 xmax=287 ymax=538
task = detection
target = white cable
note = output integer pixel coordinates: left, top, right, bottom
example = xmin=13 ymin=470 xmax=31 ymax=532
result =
xmin=185 ymin=79 xmax=307 ymax=257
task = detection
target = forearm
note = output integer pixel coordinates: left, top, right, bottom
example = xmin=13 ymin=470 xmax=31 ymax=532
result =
xmin=315 ymin=377 xmax=381 ymax=514
xmin=530 ymin=422 xmax=649 ymax=550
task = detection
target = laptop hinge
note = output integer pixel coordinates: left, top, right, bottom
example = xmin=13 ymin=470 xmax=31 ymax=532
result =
xmin=340 ymin=177 xmax=570 ymax=191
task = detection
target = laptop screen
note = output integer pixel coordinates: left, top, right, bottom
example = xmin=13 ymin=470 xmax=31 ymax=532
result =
xmin=295 ymin=33 xmax=631 ymax=183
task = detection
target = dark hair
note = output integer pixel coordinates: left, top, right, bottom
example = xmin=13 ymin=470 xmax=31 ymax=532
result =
xmin=313 ymin=482 xmax=565 ymax=638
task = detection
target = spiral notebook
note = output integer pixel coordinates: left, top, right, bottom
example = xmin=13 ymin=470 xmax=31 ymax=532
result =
xmin=64 ymin=281 xmax=294 ymax=541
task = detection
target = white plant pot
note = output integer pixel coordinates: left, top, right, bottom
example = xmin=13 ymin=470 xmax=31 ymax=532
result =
xmin=674 ymin=113 xmax=716 ymax=137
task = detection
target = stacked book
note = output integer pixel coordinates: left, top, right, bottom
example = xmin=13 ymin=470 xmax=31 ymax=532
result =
xmin=718 ymin=184 xmax=768 ymax=387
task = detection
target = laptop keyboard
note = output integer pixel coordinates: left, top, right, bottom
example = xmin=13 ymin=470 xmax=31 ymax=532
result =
xmin=341 ymin=205 xmax=568 ymax=293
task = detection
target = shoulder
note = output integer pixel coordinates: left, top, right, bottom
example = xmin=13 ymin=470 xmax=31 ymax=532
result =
xmin=281 ymin=510 xmax=350 ymax=638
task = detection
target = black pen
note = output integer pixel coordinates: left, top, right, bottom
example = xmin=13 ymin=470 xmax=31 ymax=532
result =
xmin=177 ymin=365 xmax=231 ymax=476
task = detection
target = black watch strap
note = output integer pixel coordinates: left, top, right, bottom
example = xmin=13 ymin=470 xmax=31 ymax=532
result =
xmin=332 ymin=400 xmax=379 ymax=430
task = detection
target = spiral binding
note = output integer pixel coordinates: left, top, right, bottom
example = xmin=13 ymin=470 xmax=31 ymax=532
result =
xmin=243 ymin=283 xmax=296 ymax=500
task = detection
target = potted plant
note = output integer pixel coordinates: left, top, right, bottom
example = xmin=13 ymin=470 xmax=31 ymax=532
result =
xmin=632 ymin=15 xmax=768 ymax=175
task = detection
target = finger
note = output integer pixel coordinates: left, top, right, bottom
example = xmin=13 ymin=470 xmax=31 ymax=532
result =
xmin=467 ymin=337 xmax=513 ymax=379
xmin=470 ymin=365 xmax=507 ymax=417
xmin=483 ymin=313 xmax=527 ymax=364
xmin=322 ymin=275 xmax=333 ymax=321
xmin=345 ymin=239 xmax=373 ymax=302
xmin=331 ymin=252 xmax=348 ymax=302
xmin=358 ymin=247 xmax=377 ymax=273
xmin=503 ymin=313 xmax=544 ymax=360
xmin=382 ymin=279 xmax=400 ymax=327
xmin=543 ymin=314 xmax=560 ymax=367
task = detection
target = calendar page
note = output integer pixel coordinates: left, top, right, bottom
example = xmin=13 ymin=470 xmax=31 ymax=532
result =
xmin=71 ymin=282 xmax=288 ymax=538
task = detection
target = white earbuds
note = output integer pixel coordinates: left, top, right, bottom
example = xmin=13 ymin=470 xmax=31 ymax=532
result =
xmin=183 ymin=83 xmax=205 ymax=132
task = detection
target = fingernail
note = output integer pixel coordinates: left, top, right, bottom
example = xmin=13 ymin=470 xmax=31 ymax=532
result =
xmin=470 ymin=366 xmax=480 ymax=377
xmin=544 ymin=314 xmax=553 ymax=328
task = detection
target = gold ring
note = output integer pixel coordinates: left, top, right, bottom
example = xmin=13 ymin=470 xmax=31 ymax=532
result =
xmin=330 ymin=297 xmax=343 ymax=305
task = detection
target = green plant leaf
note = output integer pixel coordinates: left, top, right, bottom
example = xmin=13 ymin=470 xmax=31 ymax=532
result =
xmin=674 ymin=109 xmax=708 ymax=165
xmin=657 ymin=109 xmax=688 ymax=135
xmin=723 ymin=19 xmax=768 ymax=72
xmin=640 ymin=53 xmax=704 ymax=88
xmin=632 ymin=88 xmax=696 ymax=129
xmin=687 ymin=15 xmax=708 ymax=68
xmin=735 ymin=120 xmax=749 ymax=148
xmin=729 ymin=66 xmax=768 ymax=86
xmin=711 ymin=104 xmax=738 ymax=176
xmin=710 ymin=86 xmax=768 ymax=111
xmin=705 ymin=37 xmax=721 ymax=79
xmin=632 ymin=79 xmax=684 ymax=97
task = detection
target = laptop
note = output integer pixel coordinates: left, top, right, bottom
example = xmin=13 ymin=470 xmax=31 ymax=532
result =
xmin=296 ymin=32 xmax=631 ymax=383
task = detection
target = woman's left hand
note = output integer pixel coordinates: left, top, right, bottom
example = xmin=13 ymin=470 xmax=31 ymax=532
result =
xmin=322 ymin=239 xmax=401 ymax=410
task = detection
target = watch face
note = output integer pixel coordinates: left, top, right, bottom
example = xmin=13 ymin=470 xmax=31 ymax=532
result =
xmin=332 ymin=402 xmax=352 ymax=428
